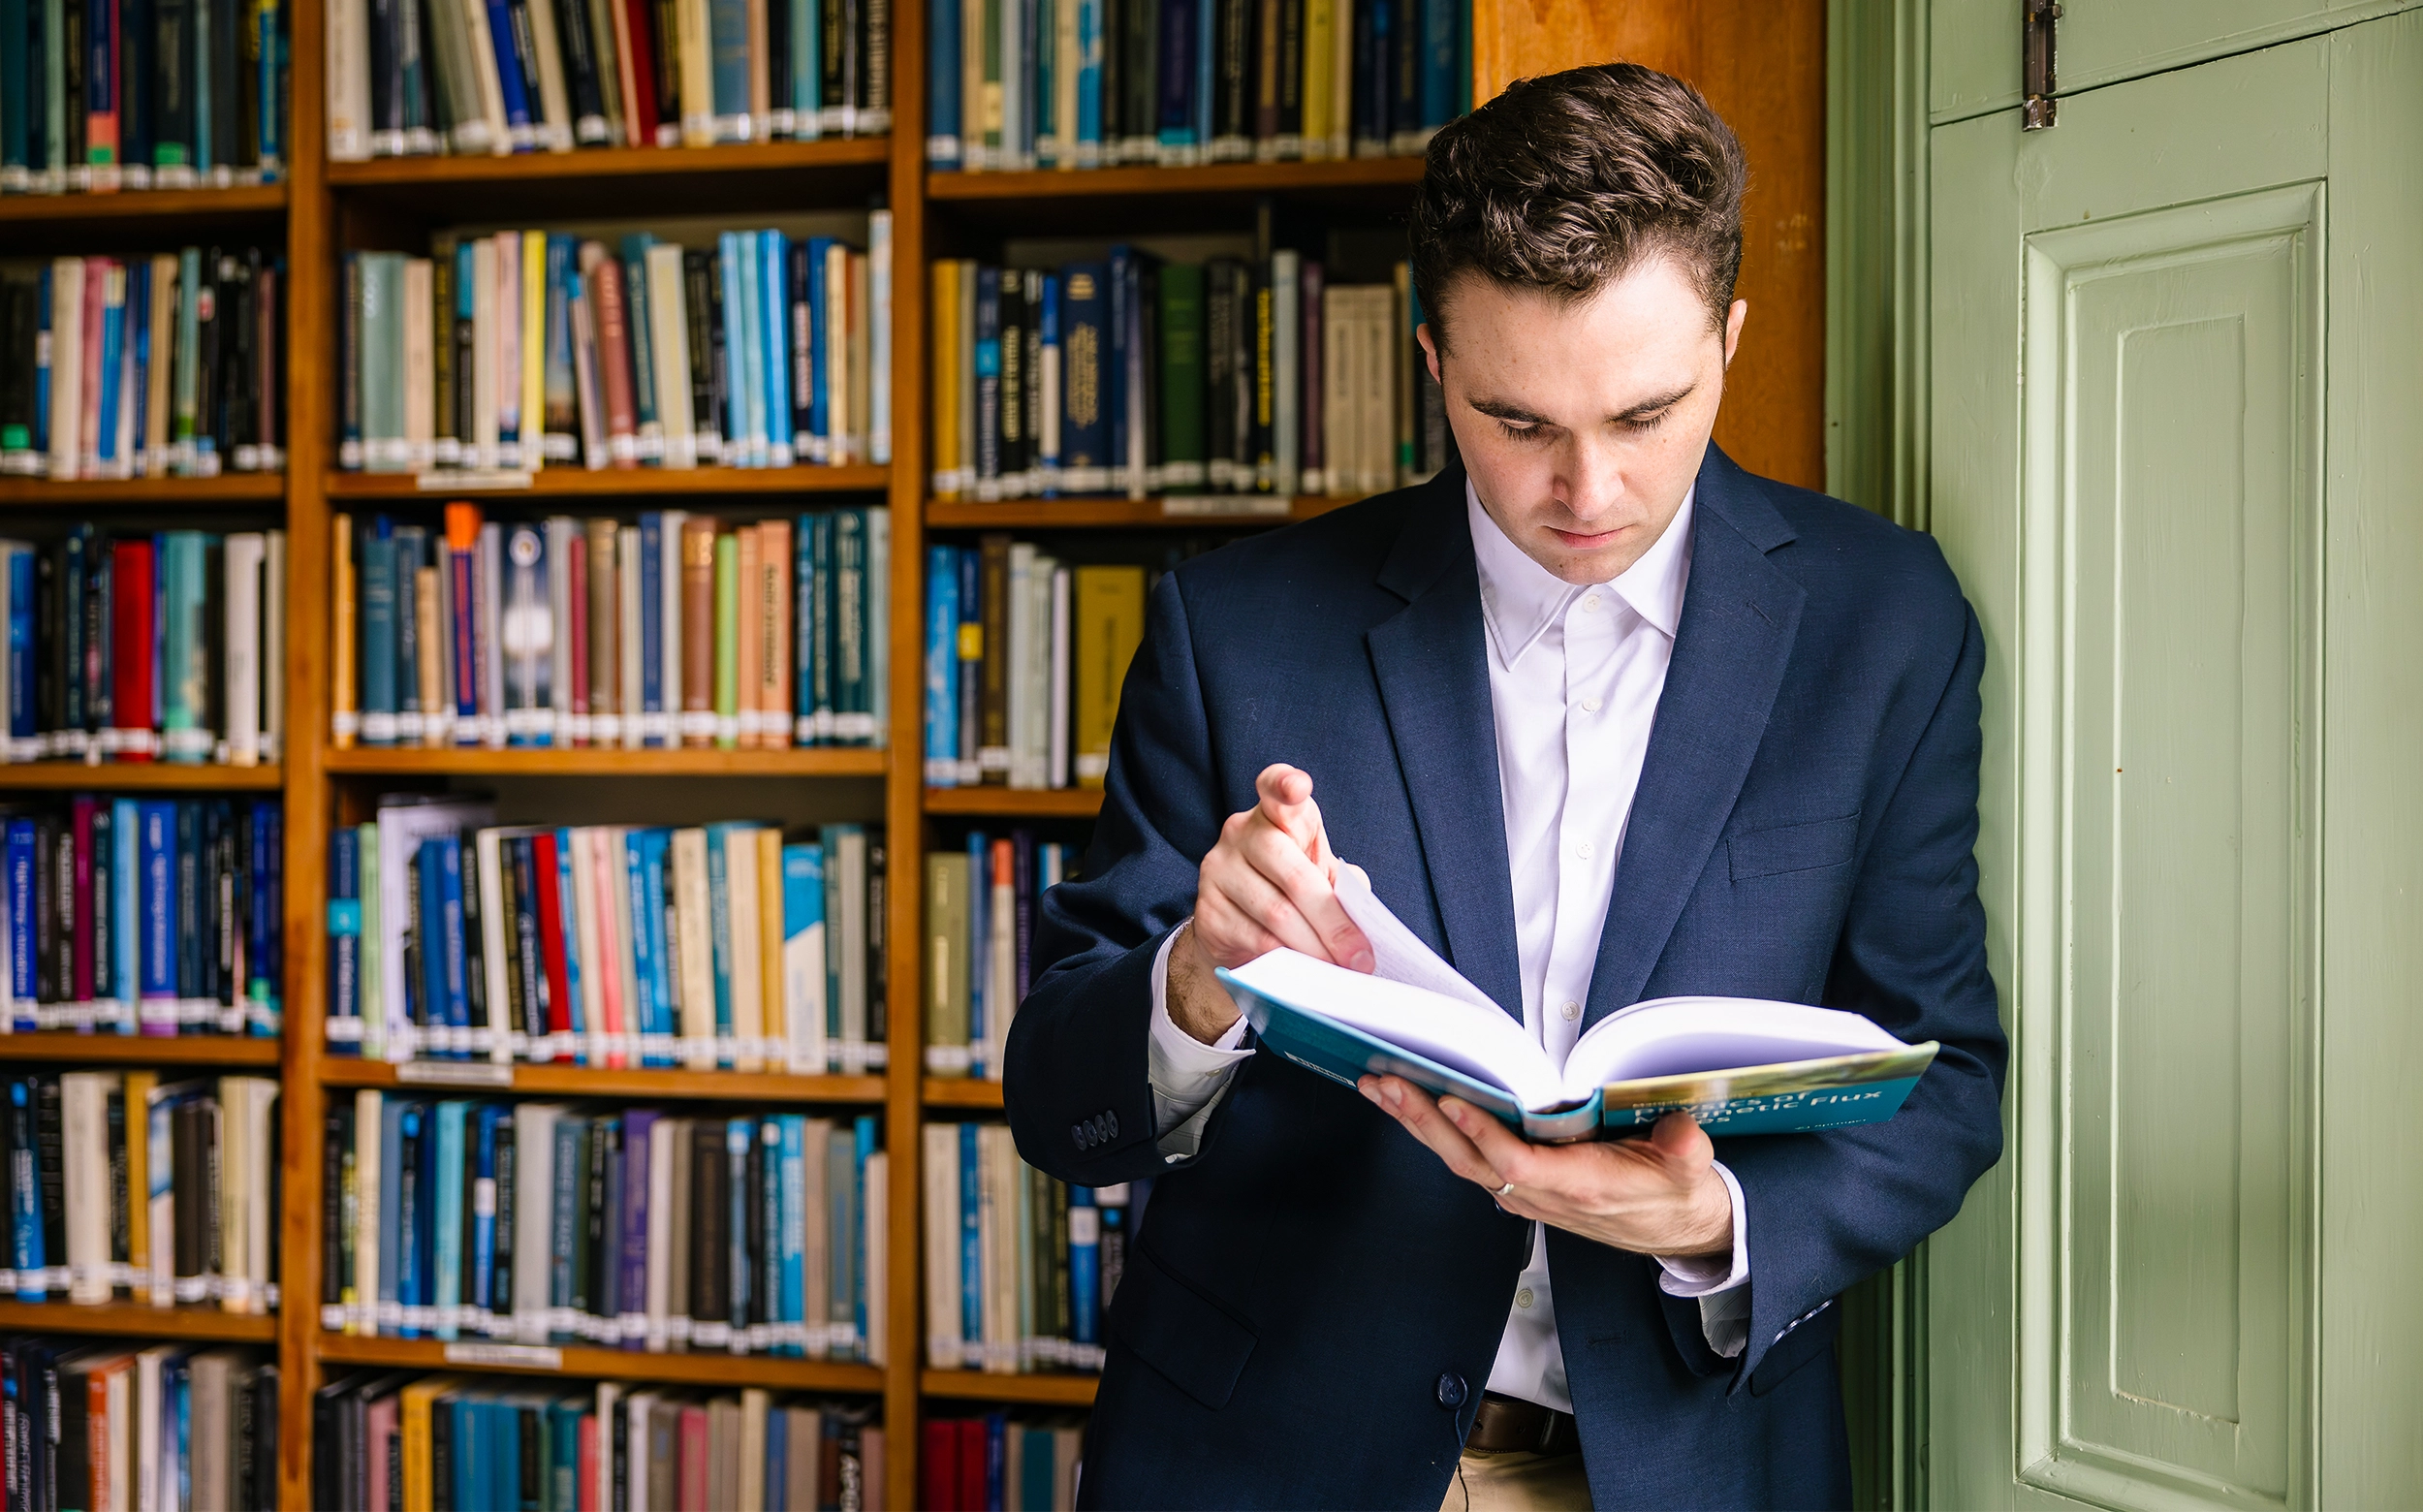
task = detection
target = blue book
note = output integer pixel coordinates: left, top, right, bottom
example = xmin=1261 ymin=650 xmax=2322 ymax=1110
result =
xmin=619 ymin=1109 xmax=655 ymax=1349
xmin=1069 ymin=1187 xmax=1099 ymax=1345
xmin=966 ymin=828 xmax=988 ymax=1070
xmin=431 ymin=1100 xmax=468 ymax=1339
xmin=1058 ymin=263 xmax=1109 ymax=489
xmin=437 ymin=835 xmax=471 ymax=1052
xmin=1156 ymin=0 xmax=1196 ymax=148
xmin=359 ymin=524 xmax=398 ymax=745
xmin=793 ymin=517 xmax=819 ymax=743
xmin=758 ymin=231 xmax=793 ymax=466
xmin=4 ymin=819 xmax=32 ymax=1022
xmin=704 ymin=824 xmax=738 ymax=1060
xmin=1215 ymin=948 xmax=1943 ymax=1141
xmin=959 ymin=1121 xmax=982 ymax=1356
xmin=472 ymin=1104 xmax=505 ymax=1327
xmin=477 ymin=0 xmax=533 ymax=140
xmin=249 ymin=800 xmax=280 ymax=1027
xmin=137 ymin=802 xmax=173 ymax=1023
xmin=1420 ymin=0 xmax=1457 ymax=129
xmin=851 ymin=1114 xmax=876 ymax=1357
xmin=111 ymin=800 xmax=140 ymax=1011
xmin=378 ymin=1097 xmax=407 ymax=1334
xmin=790 ymin=0 xmax=820 ymax=132
xmin=780 ymin=845 xmax=824 ymax=1071
xmin=928 ymin=0 xmax=960 ymax=166
xmin=787 ymin=241 xmax=816 ymax=460
xmin=549 ymin=1397 xmax=585 ymax=1509
xmin=923 ymin=546 xmax=960 ymax=784
xmin=716 ymin=236 xmax=755 ymax=466
xmin=552 ymin=831 xmax=585 ymax=1049
xmin=30 ymin=271 xmax=48 ymax=457
xmin=973 ymin=267 xmax=1001 ymax=489
xmin=636 ymin=831 xmax=677 ymax=1062
xmin=620 ymin=832 xmax=662 ymax=1057
xmin=955 ymin=548 xmax=981 ymax=778
xmin=1036 ymin=277 xmax=1061 ymax=491
xmin=776 ymin=1114 xmax=806 ymax=1355
xmin=415 ymin=836 xmax=452 ymax=1057
xmin=1194 ymin=0 xmax=1213 ymax=154
xmin=329 ymin=826 xmax=362 ymax=1050
xmin=767 ymin=1403 xmax=790 ymax=1504
xmin=1105 ymin=249 xmax=1130 ymax=490
xmin=9 ymin=1081 xmax=40 ymax=1299
xmin=6 ymin=545 xmax=31 ymax=745
xmin=638 ymin=514 xmax=665 ymax=743
xmin=95 ymin=278 xmax=124 ymax=468
xmin=395 ymin=1101 xmax=426 ymax=1337
xmin=804 ymin=236 xmax=834 ymax=457
xmin=454 ymin=1397 xmax=486 ymax=1512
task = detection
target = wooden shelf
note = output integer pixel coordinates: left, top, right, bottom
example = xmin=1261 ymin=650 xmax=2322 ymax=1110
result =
xmin=324 ymin=746 xmax=887 ymax=777
xmin=919 ymin=1370 xmax=1098 ymax=1406
xmin=0 ymin=762 xmax=284 ymax=791
xmin=924 ymin=787 xmax=1102 ymax=818
xmin=327 ymin=138 xmax=893 ymax=219
xmin=0 ymin=473 xmax=287 ymax=508
xmin=0 ymin=1033 xmax=281 ymax=1066
xmin=929 ymin=156 xmax=1423 ymax=201
xmin=327 ymin=464 xmax=891 ymax=502
xmin=316 ymin=1333 xmax=887 ymax=1392
xmin=324 ymin=1058 xmax=887 ymax=1103
xmin=923 ymin=1079 xmax=1005 ymax=1110
xmin=0 ymin=182 xmax=288 ymax=224
xmin=927 ymin=494 xmax=1353 ymax=530
xmin=0 ymin=183 xmax=290 ymax=254
xmin=0 ymin=1299 xmax=279 ymax=1342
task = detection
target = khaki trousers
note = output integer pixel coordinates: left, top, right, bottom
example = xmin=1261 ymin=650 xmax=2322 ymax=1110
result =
xmin=1436 ymin=1448 xmax=1592 ymax=1511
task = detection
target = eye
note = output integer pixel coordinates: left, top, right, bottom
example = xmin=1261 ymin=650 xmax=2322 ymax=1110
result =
xmin=1622 ymin=408 xmax=1673 ymax=433
xmin=1495 ymin=420 xmax=1547 ymax=443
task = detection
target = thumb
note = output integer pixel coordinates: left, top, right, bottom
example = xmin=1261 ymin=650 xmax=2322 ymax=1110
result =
xmin=1647 ymin=1111 xmax=1713 ymax=1170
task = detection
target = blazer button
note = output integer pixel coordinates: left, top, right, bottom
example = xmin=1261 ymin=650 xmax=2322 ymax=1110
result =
xmin=1435 ymin=1372 xmax=1467 ymax=1409
xmin=1071 ymin=1122 xmax=1090 ymax=1150
xmin=1105 ymin=1109 xmax=1119 ymax=1139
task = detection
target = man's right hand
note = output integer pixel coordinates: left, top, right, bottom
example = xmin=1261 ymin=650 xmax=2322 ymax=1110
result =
xmin=1168 ymin=764 xmax=1374 ymax=1045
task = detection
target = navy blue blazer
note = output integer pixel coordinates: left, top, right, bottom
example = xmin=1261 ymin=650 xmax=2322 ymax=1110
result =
xmin=1004 ymin=448 xmax=2006 ymax=1509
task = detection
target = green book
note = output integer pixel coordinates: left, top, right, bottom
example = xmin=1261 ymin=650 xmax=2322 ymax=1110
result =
xmin=712 ymin=530 xmax=739 ymax=748
xmin=1158 ymin=263 xmax=1208 ymax=489
xmin=160 ymin=531 xmax=216 ymax=763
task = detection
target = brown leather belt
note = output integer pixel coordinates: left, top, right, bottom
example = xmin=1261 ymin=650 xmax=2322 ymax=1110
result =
xmin=1465 ymin=1392 xmax=1580 ymax=1455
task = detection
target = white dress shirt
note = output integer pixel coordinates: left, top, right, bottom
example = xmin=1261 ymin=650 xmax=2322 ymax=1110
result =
xmin=1144 ymin=481 xmax=1752 ymax=1416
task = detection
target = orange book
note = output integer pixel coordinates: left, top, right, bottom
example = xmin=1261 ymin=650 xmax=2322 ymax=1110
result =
xmin=735 ymin=524 xmax=763 ymax=747
xmin=680 ymin=518 xmax=718 ymax=746
xmin=756 ymin=519 xmax=793 ymax=747
xmin=332 ymin=514 xmax=359 ymax=747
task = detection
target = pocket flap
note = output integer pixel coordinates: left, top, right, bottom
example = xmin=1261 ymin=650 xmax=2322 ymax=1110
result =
xmin=1727 ymin=813 xmax=1860 ymax=881
xmin=1113 ymin=1243 xmax=1259 ymax=1410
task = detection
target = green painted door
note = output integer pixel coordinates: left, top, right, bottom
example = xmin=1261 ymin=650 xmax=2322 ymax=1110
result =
xmin=1924 ymin=10 xmax=2423 ymax=1509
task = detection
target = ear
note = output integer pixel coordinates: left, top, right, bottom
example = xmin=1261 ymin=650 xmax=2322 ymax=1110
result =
xmin=1416 ymin=322 xmax=1443 ymax=386
xmin=1721 ymin=300 xmax=1748 ymax=367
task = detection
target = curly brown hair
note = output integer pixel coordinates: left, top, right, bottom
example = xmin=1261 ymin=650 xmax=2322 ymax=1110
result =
xmin=1411 ymin=62 xmax=1747 ymax=352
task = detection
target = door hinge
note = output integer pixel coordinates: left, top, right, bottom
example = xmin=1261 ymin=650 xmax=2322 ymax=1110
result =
xmin=2023 ymin=0 xmax=2061 ymax=129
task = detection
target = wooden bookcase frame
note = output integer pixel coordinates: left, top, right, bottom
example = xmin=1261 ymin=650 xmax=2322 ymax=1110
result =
xmin=0 ymin=3 xmax=1438 ymax=1499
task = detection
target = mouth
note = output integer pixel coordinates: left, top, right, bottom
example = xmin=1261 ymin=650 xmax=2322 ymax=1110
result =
xmin=1548 ymin=524 xmax=1629 ymax=551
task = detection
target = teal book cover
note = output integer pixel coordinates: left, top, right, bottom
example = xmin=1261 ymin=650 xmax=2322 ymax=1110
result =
xmin=430 ymin=1100 xmax=468 ymax=1339
xmin=705 ymin=823 xmax=739 ymax=1059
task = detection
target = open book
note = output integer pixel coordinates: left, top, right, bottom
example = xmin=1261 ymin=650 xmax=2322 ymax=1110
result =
xmin=1212 ymin=865 xmax=1937 ymax=1143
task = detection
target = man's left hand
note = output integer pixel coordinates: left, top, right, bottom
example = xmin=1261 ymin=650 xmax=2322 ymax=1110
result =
xmin=1358 ymin=1075 xmax=1733 ymax=1258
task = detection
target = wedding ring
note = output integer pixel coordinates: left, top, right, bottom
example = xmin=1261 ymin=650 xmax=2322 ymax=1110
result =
xmin=1495 ymin=1181 xmax=1516 ymax=1198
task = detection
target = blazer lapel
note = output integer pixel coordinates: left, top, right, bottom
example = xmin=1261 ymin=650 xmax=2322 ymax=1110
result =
xmin=1586 ymin=448 xmax=1808 ymax=1024
xmin=1364 ymin=468 xmax=1526 ymax=1023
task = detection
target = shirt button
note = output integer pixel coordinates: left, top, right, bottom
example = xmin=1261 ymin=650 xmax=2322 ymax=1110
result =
xmin=1582 ymin=595 xmax=1602 ymax=613
xmin=1560 ymin=1000 xmax=1581 ymax=1022
xmin=1516 ymin=1288 xmax=1535 ymax=1309
xmin=1576 ymin=840 xmax=1594 ymax=860
xmin=1581 ymin=696 xmax=1601 ymax=712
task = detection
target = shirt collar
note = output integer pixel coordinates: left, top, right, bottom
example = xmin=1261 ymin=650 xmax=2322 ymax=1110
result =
xmin=1466 ymin=478 xmax=1696 ymax=668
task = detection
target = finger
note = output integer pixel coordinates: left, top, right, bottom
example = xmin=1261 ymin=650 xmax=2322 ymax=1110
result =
xmin=1647 ymin=1110 xmax=1714 ymax=1172
xmin=1242 ymin=825 xmax=1374 ymax=972
xmin=1366 ymin=1078 xmax=1506 ymax=1190
xmin=1190 ymin=886 xmax=1290 ymax=969
xmin=1438 ymin=1097 xmax=1551 ymax=1192
xmin=1255 ymin=765 xmax=1324 ymax=853
xmin=1204 ymin=854 xmax=1335 ymax=961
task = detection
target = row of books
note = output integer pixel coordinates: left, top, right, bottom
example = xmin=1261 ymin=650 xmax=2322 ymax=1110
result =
xmin=922 ymin=833 xmax=1076 ymax=1079
xmin=0 ymin=251 xmax=287 ymax=482
xmin=922 ymin=1413 xmax=1085 ymax=1512
xmin=339 ymin=220 xmax=892 ymax=476
xmin=923 ymin=542 xmax=1142 ymax=791
xmin=0 ymin=0 xmax=287 ymax=194
xmin=1 ymin=797 xmax=283 ymax=1034
xmin=330 ymin=506 xmax=891 ymax=752
xmin=926 ymin=0 xmax=1465 ymax=171
xmin=313 ymin=1375 xmax=883 ymax=1512
xmin=322 ymin=1093 xmax=889 ymax=1362
xmin=920 ymin=1123 xmax=1124 ymax=1375
xmin=330 ymin=799 xmax=885 ymax=1069
xmin=325 ymin=0 xmax=892 ymax=160
xmin=0 ymin=528 xmax=288 ymax=770
xmin=0 ymin=1072 xmax=281 ymax=1313
xmin=929 ymin=252 xmax=1444 ymax=501
xmin=3 ymin=1339 xmax=278 ymax=1512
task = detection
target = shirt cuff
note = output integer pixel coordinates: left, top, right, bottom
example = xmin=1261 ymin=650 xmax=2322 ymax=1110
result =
xmin=1655 ymin=1161 xmax=1750 ymax=1296
xmin=1148 ymin=923 xmax=1253 ymax=1153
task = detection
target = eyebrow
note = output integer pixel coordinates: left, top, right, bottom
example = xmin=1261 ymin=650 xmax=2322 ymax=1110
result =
xmin=1464 ymin=384 xmax=1699 ymax=428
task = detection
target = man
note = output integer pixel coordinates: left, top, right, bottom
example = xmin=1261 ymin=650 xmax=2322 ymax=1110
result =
xmin=1005 ymin=63 xmax=2006 ymax=1510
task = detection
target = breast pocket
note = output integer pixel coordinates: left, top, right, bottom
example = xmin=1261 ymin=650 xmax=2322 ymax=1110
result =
xmin=1727 ymin=813 xmax=1861 ymax=882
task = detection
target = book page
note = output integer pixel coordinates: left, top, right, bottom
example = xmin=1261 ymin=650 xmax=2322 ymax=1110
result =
xmin=1331 ymin=863 xmax=1504 ymax=1016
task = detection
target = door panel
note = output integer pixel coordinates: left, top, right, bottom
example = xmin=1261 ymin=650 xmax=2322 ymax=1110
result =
xmin=1929 ymin=0 xmax=2420 ymax=124
xmin=1926 ymin=15 xmax=2423 ymax=1509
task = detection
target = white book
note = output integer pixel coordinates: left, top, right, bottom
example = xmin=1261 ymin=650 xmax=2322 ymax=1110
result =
xmin=863 ymin=1149 xmax=888 ymax=1365
xmin=475 ymin=830 xmax=517 ymax=1061
xmin=645 ymin=246 xmax=697 ymax=468
xmin=457 ymin=0 xmax=513 ymax=152
xmin=784 ymin=857 xmax=827 ymax=1075
xmin=61 ymin=1072 xmax=114 ymax=1304
xmin=624 ymin=1391 xmax=659 ymax=1512
xmin=326 ymin=0 xmax=372 ymax=160
xmin=645 ymin=1110 xmax=675 ymax=1350
xmin=869 ymin=211 xmax=894 ymax=464
xmin=403 ymin=261 xmax=436 ymax=470
xmin=1048 ymin=565 xmax=1071 ymax=788
xmin=922 ymin=1125 xmax=960 ymax=1368
xmin=136 ymin=1347 xmax=168 ymax=1512
xmin=725 ymin=828 xmax=766 ymax=1071
xmin=471 ymin=238 xmax=501 ymax=468
xmin=513 ymin=1103 xmax=564 ymax=1340
xmin=48 ymin=259 xmax=84 ymax=480
xmin=222 ymin=533 xmax=265 ymax=767
xmin=825 ymin=243 xmax=853 ymax=463
xmin=657 ymin=510 xmax=686 ymax=743
xmin=263 ymin=532 xmax=286 ymax=759
xmin=592 ymin=1383 xmax=624 ymax=1510
xmin=980 ymin=1125 xmax=1016 ymax=1372
xmin=104 ymin=1359 xmax=131 ymax=1512
xmin=618 ymin=526 xmax=646 ymax=748
xmin=353 ymin=1089 xmax=383 ymax=1333
xmin=671 ymin=828 xmax=717 ymax=1066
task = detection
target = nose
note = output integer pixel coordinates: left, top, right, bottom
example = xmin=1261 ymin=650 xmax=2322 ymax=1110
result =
xmin=1558 ymin=437 xmax=1624 ymax=524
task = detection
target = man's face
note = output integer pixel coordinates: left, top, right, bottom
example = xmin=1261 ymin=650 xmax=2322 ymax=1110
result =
xmin=1422 ymin=259 xmax=1746 ymax=586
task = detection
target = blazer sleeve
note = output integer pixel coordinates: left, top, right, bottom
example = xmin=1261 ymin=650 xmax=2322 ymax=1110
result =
xmin=1712 ymin=597 xmax=2009 ymax=1391
xmin=1004 ymin=571 xmax=1232 ymax=1187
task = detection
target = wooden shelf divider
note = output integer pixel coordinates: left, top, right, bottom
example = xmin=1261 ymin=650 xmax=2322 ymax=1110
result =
xmin=317 ymin=1334 xmax=888 ymax=1393
xmin=0 ymin=473 xmax=288 ymax=508
xmin=328 ymin=136 xmax=890 ymax=188
xmin=324 ymin=746 xmax=886 ymax=777
xmin=923 ymin=1079 xmax=1006 ymax=1110
xmin=0 ymin=1034 xmax=282 ymax=1067
xmin=327 ymin=463 xmax=892 ymax=501
xmin=0 ymin=183 xmax=289 ymax=225
xmin=927 ymin=494 xmax=1352 ymax=530
xmin=924 ymin=786 xmax=1103 ymax=818
xmin=0 ymin=762 xmax=285 ymax=791
xmin=927 ymin=156 xmax=1423 ymax=201
xmin=0 ymin=1299 xmax=281 ymax=1342
xmin=919 ymin=1370 xmax=1100 ymax=1407
xmin=322 ymin=1058 xmax=888 ymax=1104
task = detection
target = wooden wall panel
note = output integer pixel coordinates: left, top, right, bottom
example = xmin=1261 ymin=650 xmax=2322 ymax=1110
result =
xmin=1473 ymin=0 xmax=1829 ymax=491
